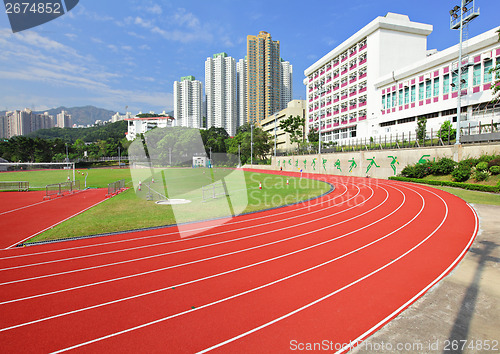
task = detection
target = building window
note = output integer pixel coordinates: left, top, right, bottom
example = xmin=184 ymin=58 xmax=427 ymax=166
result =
xmin=425 ymin=80 xmax=432 ymax=99
xmin=404 ymin=87 xmax=409 ymax=104
xmin=382 ymin=95 xmax=386 ymax=110
xmin=443 ymin=74 xmax=450 ymax=94
xmin=451 ymin=71 xmax=458 ymax=91
xmin=392 ymin=91 xmax=397 ymax=107
xmin=484 ymin=59 xmax=493 ymax=82
xmin=411 ymin=85 xmax=416 ymax=102
xmin=473 ymin=64 xmax=481 ymax=86
xmin=398 ymin=89 xmax=403 ymax=106
xmin=386 ymin=92 xmax=391 ymax=108
xmin=433 ymin=77 xmax=439 ymax=97
xmin=418 ymin=83 xmax=424 ymax=100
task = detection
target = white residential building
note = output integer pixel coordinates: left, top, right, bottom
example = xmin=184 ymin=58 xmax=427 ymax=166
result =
xmin=205 ymin=53 xmax=238 ymax=136
xmin=56 ymin=110 xmax=72 ymax=128
xmin=173 ymin=76 xmax=203 ymax=129
xmin=281 ymin=59 xmax=293 ymax=110
xmin=125 ymin=113 xmax=175 ymax=141
xmin=111 ymin=112 xmax=133 ymax=123
xmin=304 ymin=12 xmax=500 ymax=145
xmin=237 ymin=58 xmax=247 ymax=129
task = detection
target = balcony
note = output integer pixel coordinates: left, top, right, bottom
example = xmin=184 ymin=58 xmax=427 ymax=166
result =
xmin=349 ymin=64 xmax=357 ymax=71
xmin=359 ymin=44 xmax=367 ymax=51
xmin=349 ymin=105 xmax=357 ymax=110
xmin=359 ymin=59 xmax=367 ymax=66
xmin=359 ymin=73 xmax=367 ymax=80
xmin=349 ymin=50 xmax=357 ymax=57
xmin=358 ymin=115 xmax=367 ymax=120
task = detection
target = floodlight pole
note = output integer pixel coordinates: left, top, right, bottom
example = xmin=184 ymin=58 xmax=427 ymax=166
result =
xmin=118 ymin=146 xmax=121 ymax=167
xmin=238 ymin=144 xmax=241 ymax=167
xmin=455 ymin=3 xmax=464 ymax=145
xmin=450 ymin=0 xmax=480 ymax=145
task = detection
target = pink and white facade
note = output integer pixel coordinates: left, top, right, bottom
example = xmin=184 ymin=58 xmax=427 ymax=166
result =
xmin=304 ymin=12 xmax=500 ymax=145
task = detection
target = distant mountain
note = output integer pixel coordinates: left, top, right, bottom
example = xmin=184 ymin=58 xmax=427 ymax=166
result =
xmin=0 ymin=106 xmax=117 ymax=126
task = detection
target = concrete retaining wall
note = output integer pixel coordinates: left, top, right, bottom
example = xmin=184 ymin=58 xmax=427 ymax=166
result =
xmin=260 ymin=143 xmax=500 ymax=179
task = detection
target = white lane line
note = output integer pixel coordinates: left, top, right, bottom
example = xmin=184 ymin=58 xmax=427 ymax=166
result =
xmin=0 ymin=198 xmax=50 ymax=216
xmin=0 ymin=184 xmax=385 ymax=303
xmin=0 ymin=183 xmax=405 ymax=335
xmin=49 ymin=184 xmax=427 ymax=353
xmin=0 ymin=182 xmax=355 ymax=271
xmin=0 ymin=178 xmax=347 ymax=260
xmin=4 ymin=192 xmax=108 ymax=250
xmin=0 ymin=184 xmax=369 ymax=288
xmin=333 ymin=184 xmax=478 ymax=354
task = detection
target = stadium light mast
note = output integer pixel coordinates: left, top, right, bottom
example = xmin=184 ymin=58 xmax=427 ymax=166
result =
xmin=449 ymin=0 xmax=480 ymax=145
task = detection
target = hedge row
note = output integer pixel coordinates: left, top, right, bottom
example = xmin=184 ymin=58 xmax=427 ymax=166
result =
xmin=388 ymin=176 xmax=500 ymax=193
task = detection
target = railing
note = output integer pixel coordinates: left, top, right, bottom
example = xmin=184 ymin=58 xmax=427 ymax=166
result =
xmin=275 ymin=125 xmax=500 ymax=156
xmin=202 ymin=181 xmax=228 ymax=202
xmin=107 ymin=179 xmax=126 ymax=196
xmin=44 ymin=180 xmax=80 ymax=199
xmin=0 ymin=181 xmax=29 ymax=191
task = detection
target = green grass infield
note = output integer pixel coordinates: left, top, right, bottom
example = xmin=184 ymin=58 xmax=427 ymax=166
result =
xmin=25 ymin=168 xmax=332 ymax=243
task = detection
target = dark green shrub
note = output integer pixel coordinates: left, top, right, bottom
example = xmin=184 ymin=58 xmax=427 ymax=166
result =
xmin=473 ymin=170 xmax=489 ymax=181
xmin=434 ymin=158 xmax=456 ymax=175
xmin=490 ymin=165 xmax=500 ymax=175
xmin=452 ymin=167 xmax=471 ymax=182
xmin=401 ymin=165 xmax=416 ymax=178
xmin=458 ymin=158 xmax=478 ymax=170
xmin=476 ymin=161 xmax=489 ymax=172
xmin=477 ymin=155 xmax=494 ymax=163
xmin=414 ymin=163 xmax=432 ymax=179
xmin=488 ymin=158 xmax=500 ymax=169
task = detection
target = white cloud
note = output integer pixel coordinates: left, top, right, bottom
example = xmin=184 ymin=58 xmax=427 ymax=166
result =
xmin=146 ymin=4 xmax=163 ymax=15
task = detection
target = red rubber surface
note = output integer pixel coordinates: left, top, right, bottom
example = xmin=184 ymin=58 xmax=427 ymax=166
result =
xmin=0 ymin=172 xmax=478 ymax=353
xmin=0 ymin=189 xmax=107 ymax=249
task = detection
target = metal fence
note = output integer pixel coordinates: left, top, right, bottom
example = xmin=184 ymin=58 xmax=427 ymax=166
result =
xmin=276 ymin=123 xmax=500 ymax=156
xmin=0 ymin=181 xmax=29 ymax=191
xmin=107 ymin=179 xmax=125 ymax=196
xmin=202 ymin=181 xmax=228 ymax=202
xmin=45 ymin=180 xmax=80 ymax=199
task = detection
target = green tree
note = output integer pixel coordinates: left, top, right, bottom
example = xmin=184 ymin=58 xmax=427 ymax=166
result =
xmin=225 ymin=123 xmax=272 ymax=164
xmin=278 ymin=115 xmax=305 ymax=149
xmin=438 ymin=120 xmax=456 ymax=142
xmin=308 ymin=127 xmax=319 ymax=143
xmin=416 ymin=117 xmax=427 ymax=142
xmin=490 ymin=28 xmax=500 ymax=103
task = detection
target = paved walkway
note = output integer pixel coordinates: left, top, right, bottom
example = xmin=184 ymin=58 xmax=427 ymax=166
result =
xmin=355 ymin=203 xmax=500 ymax=353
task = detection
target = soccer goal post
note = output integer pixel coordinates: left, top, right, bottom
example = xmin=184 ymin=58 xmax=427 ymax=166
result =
xmin=0 ymin=162 xmax=76 ymax=189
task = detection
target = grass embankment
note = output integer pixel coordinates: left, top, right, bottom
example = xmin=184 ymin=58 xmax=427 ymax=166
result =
xmin=390 ymin=174 xmax=500 ymax=206
xmin=27 ymin=169 xmax=331 ymax=243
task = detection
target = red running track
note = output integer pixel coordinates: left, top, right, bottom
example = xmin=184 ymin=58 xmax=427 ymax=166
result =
xmin=0 ymin=189 xmax=108 ymax=249
xmin=0 ymin=172 xmax=477 ymax=353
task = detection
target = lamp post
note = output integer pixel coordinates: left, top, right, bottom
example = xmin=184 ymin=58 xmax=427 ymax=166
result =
xmin=118 ymin=146 xmax=121 ymax=167
xmin=250 ymin=123 xmax=253 ymax=166
xmin=274 ymin=113 xmax=278 ymax=157
xmin=317 ymin=82 xmax=325 ymax=154
xmin=449 ymin=0 xmax=479 ymax=145
xmin=238 ymin=143 xmax=241 ymax=167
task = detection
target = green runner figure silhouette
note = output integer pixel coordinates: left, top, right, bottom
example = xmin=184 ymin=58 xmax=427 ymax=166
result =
xmin=303 ymin=159 xmax=307 ymax=170
xmin=322 ymin=158 xmax=328 ymax=171
xmin=388 ymin=156 xmax=399 ymax=175
xmin=334 ymin=159 xmax=342 ymax=172
xmin=311 ymin=158 xmax=317 ymax=171
xmin=348 ymin=158 xmax=357 ymax=172
xmin=366 ymin=157 xmax=380 ymax=174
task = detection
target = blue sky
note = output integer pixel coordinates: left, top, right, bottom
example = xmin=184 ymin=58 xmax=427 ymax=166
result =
xmin=0 ymin=0 xmax=498 ymax=114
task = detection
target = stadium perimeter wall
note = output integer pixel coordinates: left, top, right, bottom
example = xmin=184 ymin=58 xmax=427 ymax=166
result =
xmin=246 ymin=144 xmax=500 ymax=179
